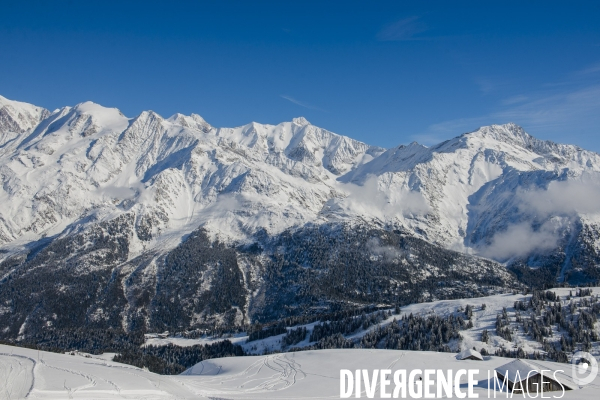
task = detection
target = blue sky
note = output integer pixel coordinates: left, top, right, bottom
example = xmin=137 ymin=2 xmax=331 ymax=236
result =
xmin=1 ymin=1 xmax=599 ymax=150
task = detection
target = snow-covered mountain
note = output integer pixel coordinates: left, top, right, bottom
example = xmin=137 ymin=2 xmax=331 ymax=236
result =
xmin=341 ymin=123 xmax=600 ymax=274
xmin=0 ymin=94 xmax=598 ymax=337
xmin=0 ymin=94 xmax=384 ymax=251
xmin=2 ymin=95 xmax=599 ymax=268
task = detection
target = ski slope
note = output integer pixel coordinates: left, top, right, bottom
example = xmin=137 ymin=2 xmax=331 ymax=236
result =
xmin=0 ymin=344 xmax=196 ymax=399
xmin=176 ymin=349 xmax=600 ymax=399
xmin=1 ymin=344 xmax=599 ymax=399
xmin=145 ymin=288 xmax=600 ymax=359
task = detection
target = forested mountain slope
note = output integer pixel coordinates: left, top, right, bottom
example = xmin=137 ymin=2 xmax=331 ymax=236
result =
xmin=0 ymin=94 xmax=598 ymax=341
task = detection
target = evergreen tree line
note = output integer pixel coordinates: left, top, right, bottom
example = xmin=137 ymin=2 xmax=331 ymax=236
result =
xmin=309 ymin=311 xmax=389 ymax=342
xmin=0 ymin=221 xmax=521 ymax=347
xmin=4 ymin=328 xmax=144 ymax=355
xmin=113 ymin=340 xmax=245 ymax=375
xmin=176 ymin=304 xmax=388 ymax=342
xmin=291 ymin=313 xmax=465 ymax=353
xmin=493 ymin=347 xmax=568 ymax=363
xmin=493 ymin=289 xmax=599 ymax=362
xmin=1 ymin=327 xmax=246 ymax=375
xmin=495 ymin=307 xmax=512 ymax=341
xmin=247 ymin=324 xmax=287 ymax=342
xmin=282 ymin=327 xmax=307 ymax=347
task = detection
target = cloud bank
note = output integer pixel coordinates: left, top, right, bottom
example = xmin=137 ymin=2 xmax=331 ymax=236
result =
xmin=477 ymin=177 xmax=600 ymax=261
xmin=478 ymin=220 xmax=561 ymax=261
xmin=337 ymin=175 xmax=430 ymax=220
xmin=518 ymin=179 xmax=600 ymax=217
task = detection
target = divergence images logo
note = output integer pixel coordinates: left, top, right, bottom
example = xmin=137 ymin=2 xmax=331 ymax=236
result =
xmin=571 ymin=351 xmax=598 ymax=386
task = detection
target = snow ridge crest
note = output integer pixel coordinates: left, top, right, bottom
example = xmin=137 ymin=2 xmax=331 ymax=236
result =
xmin=1 ymin=95 xmax=600 ymax=273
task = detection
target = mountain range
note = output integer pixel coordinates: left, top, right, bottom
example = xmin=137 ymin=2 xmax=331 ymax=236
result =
xmin=0 ymin=94 xmax=598 ymax=338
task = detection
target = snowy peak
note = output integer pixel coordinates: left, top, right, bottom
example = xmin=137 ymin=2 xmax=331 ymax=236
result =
xmin=285 ymin=121 xmax=385 ymax=175
xmin=333 ymin=121 xmax=600 ymax=269
xmin=210 ymin=117 xmax=383 ymax=176
xmin=452 ymin=123 xmax=598 ymax=171
xmin=62 ymin=102 xmax=129 ymax=137
xmin=436 ymin=123 xmax=549 ymax=156
xmin=466 ymin=123 xmax=533 ymax=146
xmin=339 ymin=142 xmax=429 ymax=184
xmin=0 ymin=95 xmax=49 ymax=147
xmin=292 ymin=116 xmax=310 ymax=126
xmin=167 ymin=113 xmax=212 ymax=133
xmin=2 ymin=94 xmax=600 ymax=282
xmin=0 ymin=94 xmax=384 ymax=250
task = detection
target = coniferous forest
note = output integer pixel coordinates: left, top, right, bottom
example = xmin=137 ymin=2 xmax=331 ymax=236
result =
xmin=0 ymin=221 xmax=598 ymax=374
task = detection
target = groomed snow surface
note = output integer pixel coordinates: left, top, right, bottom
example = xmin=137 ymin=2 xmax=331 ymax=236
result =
xmin=1 ymin=345 xmax=599 ymax=399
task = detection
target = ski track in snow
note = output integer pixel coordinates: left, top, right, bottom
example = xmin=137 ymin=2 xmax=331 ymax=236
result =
xmin=0 ymin=353 xmax=35 ymax=399
xmin=0 ymin=345 xmax=198 ymax=399
xmin=178 ymin=353 xmax=308 ymax=395
xmin=2 ymin=344 xmax=600 ymax=399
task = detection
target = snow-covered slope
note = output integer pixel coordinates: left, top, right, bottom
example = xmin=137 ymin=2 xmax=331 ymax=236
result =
xmin=1 ymin=344 xmax=598 ymax=399
xmin=2 ymin=95 xmax=599 ymax=271
xmin=177 ymin=349 xmax=599 ymax=399
xmin=341 ymin=123 xmax=600 ymax=255
xmin=0 ymin=96 xmax=384 ymax=252
xmin=0 ymin=95 xmax=49 ymax=150
xmin=0 ymin=344 xmax=196 ymax=399
xmin=146 ymin=287 xmax=600 ymax=360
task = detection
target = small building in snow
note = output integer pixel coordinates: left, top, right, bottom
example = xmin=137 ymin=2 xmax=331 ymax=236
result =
xmin=494 ymin=359 xmax=573 ymax=393
xmin=456 ymin=348 xmax=483 ymax=361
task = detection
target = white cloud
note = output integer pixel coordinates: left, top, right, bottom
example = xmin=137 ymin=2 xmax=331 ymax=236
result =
xmin=337 ymin=175 xmax=430 ymax=220
xmin=415 ymin=84 xmax=600 ymax=149
xmin=518 ymin=179 xmax=600 ymax=217
xmin=473 ymin=77 xmax=499 ymax=94
xmin=494 ymin=85 xmax=600 ymax=133
xmin=477 ymin=177 xmax=600 ymax=261
xmin=204 ymin=193 xmax=243 ymax=215
xmin=377 ymin=17 xmax=428 ymax=41
xmin=96 ymin=183 xmax=143 ymax=200
xmin=501 ymin=95 xmax=528 ymax=106
xmin=280 ymin=95 xmax=326 ymax=112
xmin=366 ymin=237 xmax=402 ymax=260
xmin=478 ymin=221 xmax=560 ymax=261
xmin=574 ymin=61 xmax=600 ymax=76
